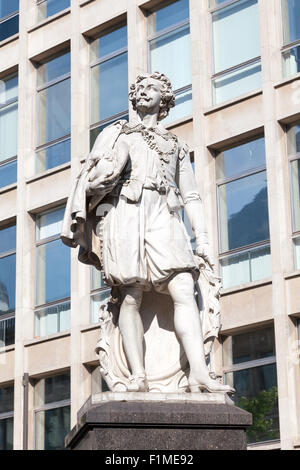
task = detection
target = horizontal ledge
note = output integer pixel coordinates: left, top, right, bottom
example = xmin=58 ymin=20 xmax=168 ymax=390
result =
xmin=220 ymin=278 xmax=272 ymax=296
xmin=27 ymin=8 xmax=71 ymax=34
xmin=24 ymin=331 xmax=70 ymax=347
xmin=80 ymin=323 xmax=100 ymax=333
xmin=284 ymin=270 xmax=300 ymax=280
xmin=204 ymin=90 xmax=262 ymax=116
xmin=0 ymin=33 xmax=19 ymax=49
xmin=0 ymin=345 xmax=15 ymax=354
xmin=0 ymin=183 xmax=17 ymax=195
xmin=274 ymin=74 xmax=300 ymax=89
xmin=80 ymin=0 xmax=96 ymax=6
xmin=25 ymin=162 xmax=71 ymax=184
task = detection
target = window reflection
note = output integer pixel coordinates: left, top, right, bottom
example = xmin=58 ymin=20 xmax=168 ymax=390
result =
xmin=211 ymin=0 xmax=261 ymax=104
xmin=148 ymin=0 xmax=192 ymax=124
xmin=37 ymin=0 xmax=70 ymax=22
xmin=36 ymin=52 xmax=70 ymax=173
xmin=223 ymin=328 xmax=279 ymax=444
xmin=35 ymin=208 xmax=70 ymax=337
xmin=216 ymin=137 xmax=271 ymax=288
xmin=0 ymin=384 xmax=14 ymax=450
xmin=34 ymin=372 xmax=70 ymax=450
xmin=0 ymin=0 xmax=19 ymax=42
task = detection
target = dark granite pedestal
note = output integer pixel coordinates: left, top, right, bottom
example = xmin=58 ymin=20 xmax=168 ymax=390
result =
xmin=65 ymin=392 xmax=252 ymax=451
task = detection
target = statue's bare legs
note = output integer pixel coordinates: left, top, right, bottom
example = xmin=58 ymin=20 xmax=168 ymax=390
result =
xmin=119 ymin=272 xmax=233 ymax=393
xmin=167 ymin=272 xmax=233 ymax=392
xmin=118 ymin=286 xmax=148 ymax=391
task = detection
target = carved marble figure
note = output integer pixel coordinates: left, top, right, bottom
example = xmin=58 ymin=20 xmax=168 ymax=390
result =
xmin=61 ymin=72 xmax=234 ymax=395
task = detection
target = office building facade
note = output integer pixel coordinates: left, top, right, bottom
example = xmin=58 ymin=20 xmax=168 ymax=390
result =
xmin=0 ymin=0 xmax=300 ymax=450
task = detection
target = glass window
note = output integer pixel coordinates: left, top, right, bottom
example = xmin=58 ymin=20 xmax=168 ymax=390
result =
xmin=90 ymin=25 xmax=128 ymax=142
xmin=35 ymin=207 xmax=70 ymax=337
xmin=282 ymin=0 xmax=300 ymax=45
xmin=223 ymin=327 xmax=279 ymax=444
xmin=0 ymin=384 xmax=14 ymax=450
xmin=216 ymin=137 xmax=271 ymax=289
xmin=0 ymin=224 xmax=16 ymax=347
xmin=36 ymin=52 xmax=70 ymax=173
xmin=281 ymin=0 xmax=300 ymax=77
xmin=37 ymin=0 xmax=70 ymax=22
xmin=90 ymin=266 xmax=111 ymax=324
xmin=34 ymin=372 xmax=70 ymax=450
xmin=0 ymin=0 xmax=19 ymax=42
xmin=287 ymin=123 xmax=300 ymax=269
xmin=148 ymin=0 xmax=191 ymax=124
xmin=0 ymin=74 xmax=18 ymax=188
xmin=211 ymin=0 xmax=261 ymax=104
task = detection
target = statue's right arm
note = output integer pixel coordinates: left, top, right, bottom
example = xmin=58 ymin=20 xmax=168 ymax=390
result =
xmin=88 ymin=136 xmax=129 ymax=191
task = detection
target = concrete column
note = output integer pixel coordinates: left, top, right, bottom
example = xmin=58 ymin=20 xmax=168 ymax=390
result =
xmin=258 ymin=0 xmax=300 ymax=449
xmin=127 ymin=0 xmax=148 ymax=121
xmin=69 ymin=0 xmax=91 ymax=428
xmin=13 ymin=1 xmax=36 ymax=450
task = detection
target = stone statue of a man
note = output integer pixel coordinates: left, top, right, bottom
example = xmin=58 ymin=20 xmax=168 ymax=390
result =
xmin=61 ymin=72 xmax=234 ymax=395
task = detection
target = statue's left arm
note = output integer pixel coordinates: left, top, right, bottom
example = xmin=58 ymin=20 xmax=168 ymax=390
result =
xmin=176 ymin=142 xmax=214 ymax=267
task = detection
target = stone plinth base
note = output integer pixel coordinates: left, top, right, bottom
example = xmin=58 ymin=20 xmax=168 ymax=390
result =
xmin=65 ymin=393 xmax=252 ymax=450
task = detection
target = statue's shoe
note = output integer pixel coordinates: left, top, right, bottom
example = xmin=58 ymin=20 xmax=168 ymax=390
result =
xmin=127 ymin=374 xmax=149 ymax=392
xmin=188 ymin=376 xmax=235 ymax=394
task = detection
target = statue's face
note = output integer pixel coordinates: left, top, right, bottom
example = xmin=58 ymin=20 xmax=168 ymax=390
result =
xmin=135 ymin=77 xmax=162 ymax=114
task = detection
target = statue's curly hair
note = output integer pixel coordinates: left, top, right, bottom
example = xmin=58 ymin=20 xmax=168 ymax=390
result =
xmin=128 ymin=72 xmax=175 ymax=121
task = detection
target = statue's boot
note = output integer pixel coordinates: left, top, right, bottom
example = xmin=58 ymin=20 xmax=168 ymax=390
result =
xmin=188 ymin=374 xmax=235 ymax=394
xmin=127 ymin=374 xmax=149 ymax=392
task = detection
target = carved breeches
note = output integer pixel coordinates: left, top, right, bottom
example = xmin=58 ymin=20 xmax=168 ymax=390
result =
xmin=101 ymin=188 xmax=199 ymax=292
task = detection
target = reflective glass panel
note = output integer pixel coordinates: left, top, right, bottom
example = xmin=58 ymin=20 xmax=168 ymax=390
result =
xmin=37 ymin=78 xmax=70 ymax=146
xmin=0 ymin=75 xmax=18 ymax=105
xmin=0 ymin=417 xmax=13 ymax=450
xmin=287 ymin=122 xmax=300 ymax=156
xmin=36 ymin=138 xmax=70 ymax=173
xmin=91 ymin=290 xmax=111 ymax=324
xmin=163 ymin=88 xmax=192 ymax=124
xmin=0 ymin=0 xmax=19 ymax=18
xmin=149 ymin=0 xmax=189 ymax=34
xmin=0 ymin=14 xmax=18 ymax=42
xmin=38 ymin=0 xmax=70 ymax=21
xmin=150 ymin=24 xmax=191 ymax=92
xmin=282 ymin=44 xmax=300 ymax=78
xmin=0 ymin=254 xmax=16 ymax=316
xmin=216 ymin=137 xmax=266 ymax=181
xmin=35 ymin=300 xmax=70 ymax=337
xmin=34 ymin=372 xmax=70 ymax=407
xmin=35 ymin=406 xmax=70 ymax=450
xmin=212 ymin=0 xmax=260 ymax=73
xmin=0 ymin=225 xmax=16 ymax=254
xmin=36 ymin=239 xmax=70 ymax=305
xmin=0 ymin=101 xmax=18 ymax=162
xmin=282 ymin=0 xmax=300 ymax=44
xmin=218 ymin=171 xmax=269 ymax=252
xmin=91 ymin=53 xmax=128 ymax=125
xmin=91 ymin=267 xmax=106 ymax=291
xmin=36 ymin=207 xmax=65 ymax=241
xmin=291 ymin=159 xmax=300 ymax=232
xmin=212 ymin=61 xmax=261 ymax=104
xmin=0 ymin=160 xmax=17 ymax=188
xmin=223 ymin=327 xmax=275 ymax=367
xmin=0 ymin=385 xmax=13 ymax=413
xmin=0 ymin=316 xmax=15 ymax=346
xmin=225 ymin=364 xmax=279 ymax=443
xmin=294 ymin=236 xmax=300 ymax=270
xmin=38 ymin=52 xmax=70 ymax=87
xmin=90 ymin=25 xmax=127 ymax=62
